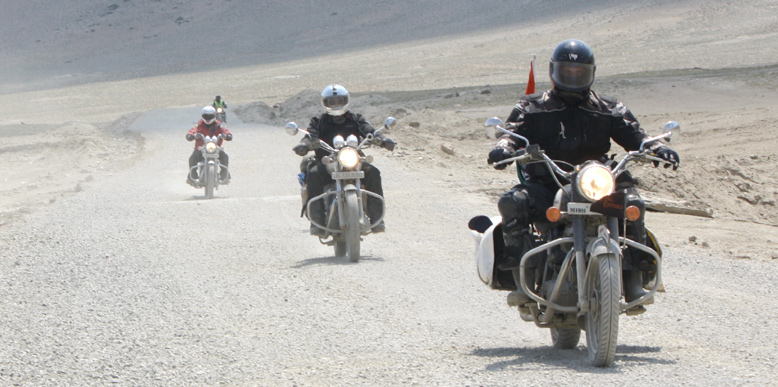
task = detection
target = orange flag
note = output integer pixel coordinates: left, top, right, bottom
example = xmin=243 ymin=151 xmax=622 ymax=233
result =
xmin=524 ymin=56 xmax=536 ymax=95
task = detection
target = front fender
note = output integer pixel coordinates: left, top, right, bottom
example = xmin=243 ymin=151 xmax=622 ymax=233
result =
xmin=586 ymin=236 xmax=621 ymax=259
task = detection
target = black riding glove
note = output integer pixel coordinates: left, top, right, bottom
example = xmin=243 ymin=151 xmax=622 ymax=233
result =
xmin=652 ymin=146 xmax=680 ymax=170
xmin=487 ymin=148 xmax=513 ymax=170
xmin=225 ymin=134 xmax=233 ymax=141
xmin=186 ymin=134 xmax=195 ymax=141
xmin=381 ymin=138 xmax=397 ymax=151
xmin=293 ymin=143 xmax=309 ymax=156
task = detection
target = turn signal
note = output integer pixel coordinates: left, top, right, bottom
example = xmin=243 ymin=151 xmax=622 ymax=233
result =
xmin=625 ymin=205 xmax=641 ymax=221
xmin=546 ymin=207 xmax=562 ymax=223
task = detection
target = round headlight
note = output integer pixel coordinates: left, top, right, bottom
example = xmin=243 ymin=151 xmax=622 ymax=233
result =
xmin=338 ymin=148 xmax=360 ymax=169
xmin=576 ymin=164 xmax=614 ymax=202
xmin=205 ymin=142 xmax=218 ymax=154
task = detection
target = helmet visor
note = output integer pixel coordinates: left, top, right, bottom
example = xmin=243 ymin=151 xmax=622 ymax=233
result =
xmin=202 ymin=114 xmax=215 ymax=122
xmin=323 ymin=96 xmax=348 ymax=109
xmin=551 ymin=62 xmax=595 ymax=92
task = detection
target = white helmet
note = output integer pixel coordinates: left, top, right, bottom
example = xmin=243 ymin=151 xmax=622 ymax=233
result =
xmin=321 ymin=84 xmax=349 ymax=116
xmin=202 ymin=106 xmax=216 ymax=124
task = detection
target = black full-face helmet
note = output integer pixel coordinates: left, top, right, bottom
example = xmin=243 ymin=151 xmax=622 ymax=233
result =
xmin=549 ymin=39 xmax=596 ymax=92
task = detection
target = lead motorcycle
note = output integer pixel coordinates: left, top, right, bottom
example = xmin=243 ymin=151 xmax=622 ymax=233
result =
xmin=188 ymin=132 xmax=230 ymax=199
xmin=469 ymin=117 xmax=679 ymax=366
xmin=285 ymin=117 xmax=396 ymax=262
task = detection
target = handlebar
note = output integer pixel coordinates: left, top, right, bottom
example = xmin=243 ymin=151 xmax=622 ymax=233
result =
xmin=493 ymin=143 xmax=665 ymax=189
xmin=195 ymin=133 xmax=225 ymax=141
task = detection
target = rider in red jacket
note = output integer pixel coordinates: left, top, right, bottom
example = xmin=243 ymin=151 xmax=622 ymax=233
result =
xmin=186 ymin=106 xmax=233 ymax=184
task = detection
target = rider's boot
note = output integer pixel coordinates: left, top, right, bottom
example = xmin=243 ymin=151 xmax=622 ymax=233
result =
xmin=496 ymin=227 xmax=533 ymax=271
xmin=624 ymin=270 xmax=652 ymax=303
xmin=367 ymin=198 xmax=385 ymax=233
xmin=219 ymin=168 xmax=230 ymax=183
xmin=186 ymin=170 xmax=198 ymax=186
xmin=509 ymin=267 xmax=536 ymax=317
xmin=308 ymin=200 xmax=327 ymax=237
xmin=501 ymin=224 xmax=535 ymax=312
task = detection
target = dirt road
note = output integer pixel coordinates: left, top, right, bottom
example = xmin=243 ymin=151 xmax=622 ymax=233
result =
xmin=1 ymin=106 xmax=776 ymax=385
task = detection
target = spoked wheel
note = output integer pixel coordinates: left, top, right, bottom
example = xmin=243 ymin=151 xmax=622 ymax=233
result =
xmin=551 ymin=327 xmax=581 ymax=349
xmin=585 ymin=253 xmax=621 ymax=367
xmin=205 ymin=164 xmax=216 ymax=199
xmin=344 ymin=190 xmax=361 ymax=262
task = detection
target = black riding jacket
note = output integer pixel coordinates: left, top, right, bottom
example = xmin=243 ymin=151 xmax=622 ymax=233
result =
xmin=498 ymin=90 xmax=649 ymax=180
xmin=306 ymin=112 xmax=377 ymax=161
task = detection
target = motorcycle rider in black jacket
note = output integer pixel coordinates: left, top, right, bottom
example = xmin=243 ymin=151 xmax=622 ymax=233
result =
xmin=487 ymin=39 xmax=680 ymax=306
xmin=293 ymin=84 xmax=396 ymax=237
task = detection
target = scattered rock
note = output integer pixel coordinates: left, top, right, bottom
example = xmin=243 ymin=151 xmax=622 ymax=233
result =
xmin=391 ymin=108 xmax=412 ymax=119
xmin=440 ymin=144 xmax=455 ymax=155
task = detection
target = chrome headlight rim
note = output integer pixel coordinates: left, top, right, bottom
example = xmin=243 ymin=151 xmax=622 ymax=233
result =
xmin=576 ymin=164 xmax=615 ymax=202
xmin=205 ymin=142 xmax=219 ymax=154
xmin=337 ymin=147 xmax=360 ymax=169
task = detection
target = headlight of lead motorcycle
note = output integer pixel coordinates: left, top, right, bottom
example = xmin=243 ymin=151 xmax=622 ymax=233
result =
xmin=576 ymin=164 xmax=614 ymax=202
xmin=337 ymin=147 xmax=360 ymax=169
xmin=205 ymin=142 xmax=219 ymax=154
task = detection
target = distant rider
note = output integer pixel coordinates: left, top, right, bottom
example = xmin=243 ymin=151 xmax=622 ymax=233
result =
xmin=186 ymin=106 xmax=233 ymax=184
xmin=212 ymin=95 xmax=227 ymax=122
xmin=486 ymin=39 xmax=680 ymax=305
xmin=292 ymin=84 xmax=396 ymax=236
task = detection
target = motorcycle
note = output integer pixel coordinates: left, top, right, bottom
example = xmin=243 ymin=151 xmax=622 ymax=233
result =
xmin=188 ymin=132 xmax=230 ymax=199
xmin=215 ymin=106 xmax=227 ymax=123
xmin=469 ymin=117 xmax=679 ymax=366
xmin=285 ymin=117 xmax=396 ymax=262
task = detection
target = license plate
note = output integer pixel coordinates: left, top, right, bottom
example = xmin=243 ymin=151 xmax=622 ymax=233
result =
xmin=567 ymin=202 xmax=594 ymax=215
xmin=331 ymin=171 xmax=364 ymax=179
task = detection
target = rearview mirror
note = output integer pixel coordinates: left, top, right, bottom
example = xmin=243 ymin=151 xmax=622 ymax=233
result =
xmin=285 ymin=122 xmax=299 ymax=136
xmin=483 ymin=117 xmax=505 ymax=139
xmin=378 ymin=117 xmax=396 ymax=134
xmin=662 ymin=121 xmax=680 ymax=142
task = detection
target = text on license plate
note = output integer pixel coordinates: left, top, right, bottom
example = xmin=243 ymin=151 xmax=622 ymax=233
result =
xmin=567 ymin=202 xmax=594 ymax=215
xmin=331 ymin=171 xmax=365 ymax=179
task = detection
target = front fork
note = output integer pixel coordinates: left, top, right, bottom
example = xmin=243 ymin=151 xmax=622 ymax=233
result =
xmin=574 ymin=216 xmax=621 ymax=314
xmin=334 ymin=179 xmax=365 ymax=231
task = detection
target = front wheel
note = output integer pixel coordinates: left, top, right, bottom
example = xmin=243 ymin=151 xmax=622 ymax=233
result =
xmin=344 ymin=190 xmax=361 ymax=262
xmin=585 ymin=253 xmax=621 ymax=367
xmin=205 ymin=164 xmax=216 ymax=199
